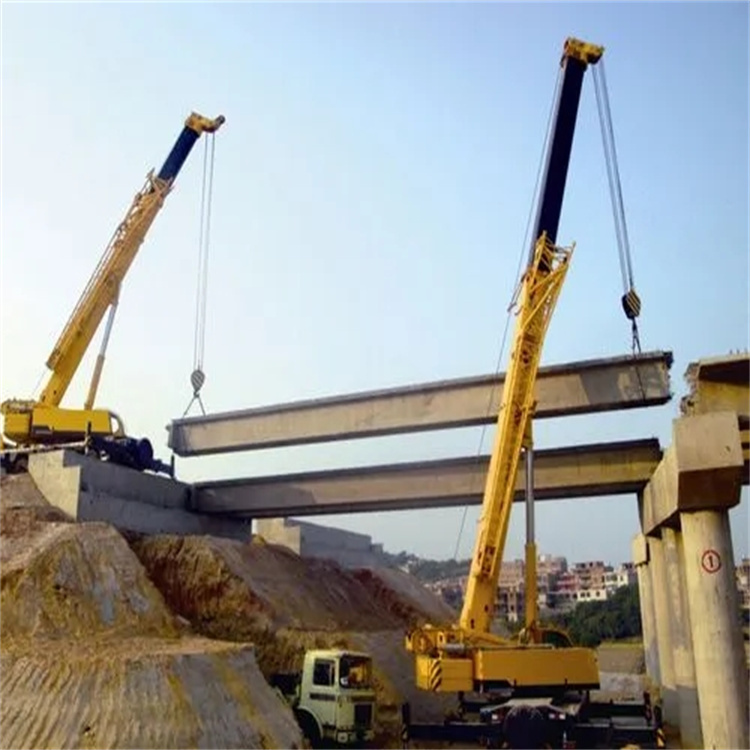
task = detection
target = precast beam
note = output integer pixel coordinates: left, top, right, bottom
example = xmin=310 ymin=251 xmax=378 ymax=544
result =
xmin=191 ymin=438 xmax=662 ymax=517
xmin=169 ymin=351 xmax=673 ymax=456
xmin=680 ymin=351 xmax=750 ymax=419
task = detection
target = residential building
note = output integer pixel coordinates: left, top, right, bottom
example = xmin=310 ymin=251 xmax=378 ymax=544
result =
xmin=604 ymin=563 xmax=637 ymax=595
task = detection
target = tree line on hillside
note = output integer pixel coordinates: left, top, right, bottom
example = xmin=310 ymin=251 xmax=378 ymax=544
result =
xmin=383 ymin=550 xmax=470 ymax=582
xmin=541 ymin=584 xmax=642 ymax=647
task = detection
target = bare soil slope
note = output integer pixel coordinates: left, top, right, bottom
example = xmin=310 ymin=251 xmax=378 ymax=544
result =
xmin=0 ymin=475 xmax=303 ymax=749
xmin=1 ymin=638 xmax=301 ymax=749
xmin=352 ymin=566 xmax=457 ymax=625
xmin=131 ymin=535 xmax=413 ymax=636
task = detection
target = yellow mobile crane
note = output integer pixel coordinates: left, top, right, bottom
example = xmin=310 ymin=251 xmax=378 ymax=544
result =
xmin=403 ymin=38 xmax=659 ymax=749
xmin=1 ymin=111 xmax=225 ymax=475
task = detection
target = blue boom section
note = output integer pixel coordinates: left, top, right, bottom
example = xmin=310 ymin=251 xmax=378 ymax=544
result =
xmin=530 ymin=54 xmax=588 ymax=266
xmin=156 ymin=126 xmax=201 ymax=182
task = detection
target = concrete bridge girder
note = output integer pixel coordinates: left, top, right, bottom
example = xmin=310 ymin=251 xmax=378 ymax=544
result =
xmin=191 ymin=439 xmax=663 ymax=517
xmin=168 ymin=351 xmax=673 ymax=457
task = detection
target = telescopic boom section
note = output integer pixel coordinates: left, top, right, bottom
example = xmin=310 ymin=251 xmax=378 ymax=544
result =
xmin=39 ymin=113 xmax=225 ymax=408
xmin=459 ymin=234 xmax=573 ymax=633
xmin=532 ymin=38 xmax=602 ymax=259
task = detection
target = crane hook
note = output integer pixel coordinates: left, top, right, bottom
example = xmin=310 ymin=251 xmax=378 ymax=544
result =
xmin=190 ymin=367 xmax=206 ymax=396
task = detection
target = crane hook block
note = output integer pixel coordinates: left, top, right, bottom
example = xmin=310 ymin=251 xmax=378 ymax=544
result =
xmin=190 ymin=368 xmax=206 ymax=396
xmin=621 ymin=288 xmax=642 ymax=320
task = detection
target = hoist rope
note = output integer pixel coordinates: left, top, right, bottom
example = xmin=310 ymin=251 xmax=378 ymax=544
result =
xmin=183 ymin=133 xmax=217 ymax=418
xmin=452 ymin=68 xmax=563 ymax=562
xmin=592 ymin=60 xmax=643 ymax=355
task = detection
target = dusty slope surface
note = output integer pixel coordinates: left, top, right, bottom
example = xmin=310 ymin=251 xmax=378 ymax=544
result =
xmin=352 ymin=566 xmax=457 ymax=625
xmin=0 ymin=474 xmax=303 ymax=749
xmin=131 ymin=535 xmax=416 ymax=635
xmin=2 ymin=520 xmax=179 ymax=641
xmin=1 ymin=638 xmax=301 ymax=750
xmin=131 ymin=535 xmax=459 ymax=742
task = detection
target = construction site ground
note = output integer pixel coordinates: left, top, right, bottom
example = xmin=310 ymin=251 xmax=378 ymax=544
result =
xmin=0 ymin=473 xmax=647 ymax=748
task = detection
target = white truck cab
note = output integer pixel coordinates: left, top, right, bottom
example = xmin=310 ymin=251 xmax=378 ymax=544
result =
xmin=273 ymin=648 xmax=376 ymax=746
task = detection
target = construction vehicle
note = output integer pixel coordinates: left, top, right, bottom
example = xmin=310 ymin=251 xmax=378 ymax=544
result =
xmin=0 ymin=111 xmax=225 ymax=476
xmin=270 ymin=648 xmax=376 ymax=747
xmin=402 ymin=37 xmax=660 ymax=748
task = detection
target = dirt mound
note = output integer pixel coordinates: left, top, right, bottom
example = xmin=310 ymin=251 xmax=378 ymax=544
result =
xmin=131 ymin=535 xmax=433 ymax=635
xmin=1 ymin=637 xmax=303 ymax=749
xmin=1 ymin=474 xmax=72 ymax=555
xmin=1 ymin=521 xmax=179 ymax=642
xmin=0 ymin=474 xmax=305 ymax=749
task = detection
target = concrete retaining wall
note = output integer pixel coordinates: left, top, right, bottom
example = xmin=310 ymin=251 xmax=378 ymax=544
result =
xmin=28 ymin=450 xmax=251 ymax=540
xmin=255 ymin=517 xmax=388 ymax=568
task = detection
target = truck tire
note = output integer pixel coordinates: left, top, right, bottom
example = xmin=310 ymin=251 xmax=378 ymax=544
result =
xmin=294 ymin=709 xmax=322 ymax=749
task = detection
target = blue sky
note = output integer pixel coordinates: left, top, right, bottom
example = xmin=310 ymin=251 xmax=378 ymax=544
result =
xmin=1 ymin=1 xmax=748 ymax=564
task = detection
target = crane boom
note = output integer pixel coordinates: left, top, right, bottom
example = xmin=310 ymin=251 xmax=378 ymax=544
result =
xmin=41 ymin=112 xmax=225 ymax=407
xmin=1 ymin=112 xmax=224 ymax=472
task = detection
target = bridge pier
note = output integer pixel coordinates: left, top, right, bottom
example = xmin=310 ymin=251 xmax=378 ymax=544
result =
xmin=647 ymin=532 xmax=678 ymax=725
xmin=662 ymin=526 xmax=701 ymax=748
xmin=631 ymin=532 xmax=660 ymax=687
xmin=642 ymin=410 xmax=748 ymax=749
xmin=680 ymin=509 xmax=748 ymax=749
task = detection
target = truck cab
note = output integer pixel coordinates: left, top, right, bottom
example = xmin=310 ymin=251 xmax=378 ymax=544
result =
xmin=275 ymin=648 xmax=376 ymax=747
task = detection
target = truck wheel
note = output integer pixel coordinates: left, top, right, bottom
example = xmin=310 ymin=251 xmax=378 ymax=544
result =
xmin=503 ymin=705 xmax=547 ymax=749
xmin=295 ymin=710 xmax=322 ymax=749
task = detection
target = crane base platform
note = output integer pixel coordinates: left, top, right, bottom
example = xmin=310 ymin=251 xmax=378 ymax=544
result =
xmin=402 ymin=693 xmax=664 ymax=749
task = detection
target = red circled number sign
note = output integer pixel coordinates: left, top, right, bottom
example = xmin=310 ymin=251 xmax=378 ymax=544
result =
xmin=701 ymin=548 xmax=722 ymax=574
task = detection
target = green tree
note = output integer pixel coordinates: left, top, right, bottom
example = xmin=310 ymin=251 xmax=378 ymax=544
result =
xmin=545 ymin=584 xmax=642 ymax=648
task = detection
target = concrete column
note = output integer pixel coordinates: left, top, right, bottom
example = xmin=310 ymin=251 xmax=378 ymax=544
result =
xmin=681 ymin=510 xmax=750 ymax=749
xmin=632 ymin=533 xmax=660 ymax=687
xmin=662 ymin=527 xmax=702 ymax=748
xmin=648 ymin=533 xmax=679 ymax=725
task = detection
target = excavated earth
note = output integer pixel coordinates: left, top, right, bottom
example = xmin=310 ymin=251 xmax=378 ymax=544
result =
xmin=0 ymin=473 xmax=457 ymax=749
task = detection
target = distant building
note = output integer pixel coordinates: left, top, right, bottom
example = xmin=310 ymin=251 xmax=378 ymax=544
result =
xmin=538 ymin=554 xmax=568 ymax=577
xmin=604 ymin=563 xmax=637 ymax=595
xmin=550 ymin=570 xmax=579 ymax=610
xmin=494 ymin=557 xmax=568 ymax=622
xmin=571 ymin=560 xmax=609 ymax=589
